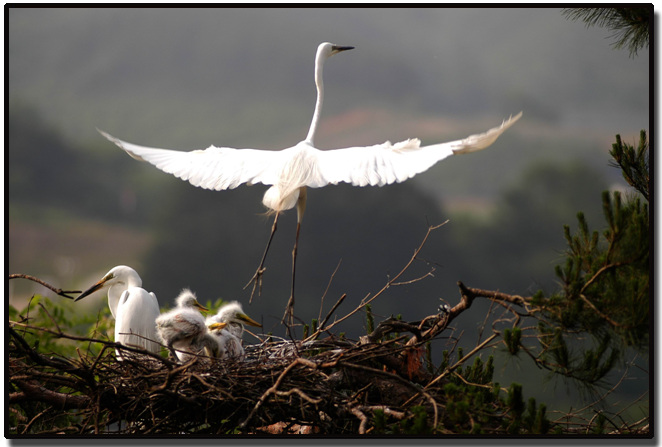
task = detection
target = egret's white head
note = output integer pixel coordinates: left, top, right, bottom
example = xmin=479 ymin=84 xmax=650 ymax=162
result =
xmin=75 ymin=265 xmax=142 ymax=302
xmin=316 ymin=42 xmax=354 ymax=62
xmin=175 ymin=288 xmax=208 ymax=312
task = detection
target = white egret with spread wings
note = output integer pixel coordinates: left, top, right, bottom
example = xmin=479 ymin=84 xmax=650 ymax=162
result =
xmin=98 ymin=42 xmax=522 ymax=323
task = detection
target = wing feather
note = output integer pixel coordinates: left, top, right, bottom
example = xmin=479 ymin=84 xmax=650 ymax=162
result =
xmin=98 ymin=130 xmax=284 ymax=190
xmin=315 ymin=112 xmax=521 ymax=187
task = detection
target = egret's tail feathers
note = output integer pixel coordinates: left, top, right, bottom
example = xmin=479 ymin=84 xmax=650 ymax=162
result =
xmin=262 ymin=184 xmax=300 ymax=213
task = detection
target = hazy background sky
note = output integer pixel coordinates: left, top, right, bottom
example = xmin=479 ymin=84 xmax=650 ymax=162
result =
xmin=9 ymin=7 xmax=647 ymax=142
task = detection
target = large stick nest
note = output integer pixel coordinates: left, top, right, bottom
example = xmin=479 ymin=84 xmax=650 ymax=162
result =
xmin=9 ymin=314 xmax=455 ymax=435
xmin=8 ymin=285 xmax=650 ymax=436
xmin=8 ymin=224 xmax=470 ymax=436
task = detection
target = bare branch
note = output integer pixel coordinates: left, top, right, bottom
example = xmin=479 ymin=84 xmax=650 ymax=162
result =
xmin=321 ymin=222 xmax=448 ymax=333
xmin=9 ymin=274 xmax=81 ymax=299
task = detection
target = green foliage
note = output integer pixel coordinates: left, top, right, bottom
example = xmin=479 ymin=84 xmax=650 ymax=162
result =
xmin=507 ymin=383 xmax=525 ymax=419
xmin=365 ymin=303 xmax=375 ymax=334
xmin=524 ymin=398 xmax=550 ymax=434
xmin=372 ymin=408 xmax=388 ymax=432
xmin=366 ymin=351 xmax=550 ymax=435
xmin=551 ymin=189 xmax=648 ymax=347
xmin=397 ymin=406 xmax=430 ymax=435
xmin=446 ymin=356 xmax=549 ymax=434
xmin=372 ymin=406 xmax=430 ymax=435
xmin=503 ymin=327 xmax=522 ymax=355
xmin=505 ymin=384 xmax=549 ymax=434
xmin=592 ymin=412 xmax=607 ymax=434
xmin=563 ymin=7 xmax=651 ymax=56
xmin=610 ymin=130 xmax=649 ymax=200
xmin=530 ymin=131 xmax=649 ymax=388
xmin=9 ymin=295 xmax=113 ymax=358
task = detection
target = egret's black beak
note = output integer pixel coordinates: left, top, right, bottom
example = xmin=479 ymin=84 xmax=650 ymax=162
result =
xmin=75 ymin=277 xmax=109 ymax=302
xmin=332 ymin=45 xmax=354 ymax=53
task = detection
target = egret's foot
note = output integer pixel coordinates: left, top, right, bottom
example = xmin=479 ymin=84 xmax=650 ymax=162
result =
xmin=244 ymin=267 xmax=266 ymax=303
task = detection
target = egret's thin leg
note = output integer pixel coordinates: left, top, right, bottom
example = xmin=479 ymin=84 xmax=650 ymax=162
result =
xmin=245 ymin=212 xmax=280 ymax=302
xmin=282 ymin=221 xmax=302 ymax=325
xmin=282 ymin=187 xmax=307 ymax=325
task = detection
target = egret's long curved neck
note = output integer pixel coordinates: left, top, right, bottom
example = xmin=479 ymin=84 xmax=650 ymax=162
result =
xmin=107 ymin=273 xmax=141 ymax=319
xmin=107 ymin=285 xmax=124 ymax=319
xmin=305 ymin=54 xmax=326 ymax=146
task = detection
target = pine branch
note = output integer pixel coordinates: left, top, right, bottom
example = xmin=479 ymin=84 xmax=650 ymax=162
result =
xmin=609 ymin=131 xmax=649 ymax=200
xmin=562 ymin=7 xmax=651 ymax=56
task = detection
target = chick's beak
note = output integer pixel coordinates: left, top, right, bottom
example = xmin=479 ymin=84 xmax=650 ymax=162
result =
xmin=208 ymin=322 xmax=227 ymax=331
xmin=238 ymin=313 xmax=262 ymax=328
xmin=195 ymin=301 xmax=209 ymax=313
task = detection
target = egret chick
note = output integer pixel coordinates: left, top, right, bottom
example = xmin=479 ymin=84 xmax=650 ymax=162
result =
xmin=156 ymin=288 xmax=209 ymax=362
xmin=210 ymin=327 xmax=245 ymax=360
xmin=206 ymin=301 xmax=261 ymax=360
xmin=201 ymin=322 xmax=228 ymax=358
xmin=76 ymin=265 xmax=160 ymax=359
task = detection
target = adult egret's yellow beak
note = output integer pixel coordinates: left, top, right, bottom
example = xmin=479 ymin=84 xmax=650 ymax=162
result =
xmin=75 ymin=273 xmax=113 ymax=301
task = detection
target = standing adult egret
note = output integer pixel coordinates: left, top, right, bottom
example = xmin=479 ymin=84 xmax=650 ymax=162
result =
xmin=155 ymin=288 xmax=210 ymax=361
xmin=205 ymin=301 xmax=261 ymax=360
xmin=98 ymin=42 xmax=522 ymax=323
xmin=76 ymin=265 xmax=161 ymax=359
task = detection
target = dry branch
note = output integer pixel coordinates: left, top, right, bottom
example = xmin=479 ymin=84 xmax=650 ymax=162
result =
xmin=9 ymin=274 xmax=81 ymax=299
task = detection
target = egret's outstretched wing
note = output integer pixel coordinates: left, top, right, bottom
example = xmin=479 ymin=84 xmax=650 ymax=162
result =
xmin=99 ymin=130 xmax=284 ymax=190
xmin=314 ymin=112 xmax=522 ymax=187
